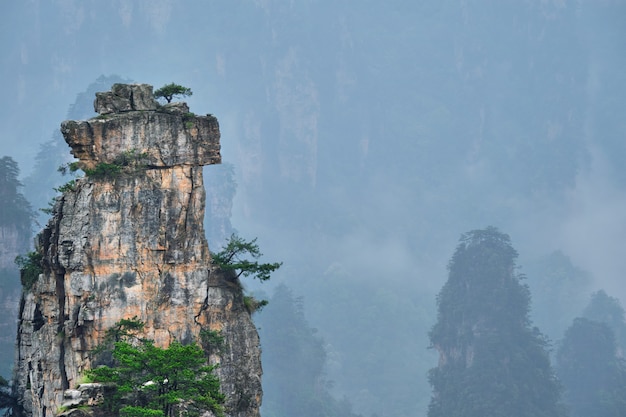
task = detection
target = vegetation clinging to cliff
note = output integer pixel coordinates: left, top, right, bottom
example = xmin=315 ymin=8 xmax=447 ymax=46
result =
xmin=154 ymin=83 xmax=192 ymax=104
xmin=211 ymin=233 xmax=282 ymax=282
xmin=59 ymin=149 xmax=149 ymax=181
xmin=87 ymin=319 xmax=224 ymax=417
xmin=14 ymin=251 xmax=43 ymax=290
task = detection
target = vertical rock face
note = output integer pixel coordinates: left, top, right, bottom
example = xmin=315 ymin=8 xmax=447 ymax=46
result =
xmin=13 ymin=84 xmax=262 ymax=417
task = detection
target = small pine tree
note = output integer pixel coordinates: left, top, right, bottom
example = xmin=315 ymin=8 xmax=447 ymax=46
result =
xmin=154 ymin=83 xmax=192 ymax=103
xmin=211 ymin=234 xmax=282 ymax=282
xmin=428 ymin=227 xmax=565 ymax=417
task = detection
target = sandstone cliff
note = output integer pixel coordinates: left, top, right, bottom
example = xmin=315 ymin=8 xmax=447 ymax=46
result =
xmin=13 ymin=84 xmax=262 ymax=417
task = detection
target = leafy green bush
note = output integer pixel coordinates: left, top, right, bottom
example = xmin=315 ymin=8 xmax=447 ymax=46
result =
xmin=243 ymin=296 xmax=269 ymax=314
xmin=84 ymin=162 xmax=122 ymax=179
xmin=62 ymin=149 xmax=150 ymax=181
xmin=112 ymin=149 xmax=149 ymax=169
xmin=15 ymin=251 xmax=43 ymax=290
xmin=120 ymin=406 xmax=165 ymax=417
xmin=88 ymin=332 xmax=225 ymax=417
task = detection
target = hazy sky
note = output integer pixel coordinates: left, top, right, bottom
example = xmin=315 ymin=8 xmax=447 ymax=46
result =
xmin=1 ymin=2 xmax=625 ymax=416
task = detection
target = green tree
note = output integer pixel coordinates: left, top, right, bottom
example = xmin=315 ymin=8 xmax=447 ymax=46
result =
xmin=428 ymin=227 xmax=565 ymax=417
xmin=88 ymin=321 xmax=224 ymax=417
xmin=211 ymin=234 xmax=282 ymax=282
xmin=0 ymin=156 xmax=33 ymax=234
xmin=154 ymin=83 xmax=192 ymax=103
xmin=14 ymin=251 xmax=43 ymax=290
xmin=556 ymin=318 xmax=626 ymax=417
xmin=256 ymin=284 xmax=361 ymax=417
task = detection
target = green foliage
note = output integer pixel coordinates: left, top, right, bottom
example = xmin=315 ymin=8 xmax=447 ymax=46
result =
xmin=88 ymin=320 xmax=224 ymax=417
xmin=430 ymin=227 xmax=531 ymax=348
xmin=57 ymin=161 xmax=82 ymax=176
xmin=183 ymin=112 xmax=196 ymax=128
xmin=428 ymin=227 xmax=565 ymax=417
xmin=54 ymin=179 xmax=77 ymax=193
xmin=120 ymin=406 xmax=164 ymax=417
xmin=211 ymin=234 xmax=282 ymax=282
xmin=91 ymin=316 xmax=146 ymax=364
xmin=84 ymin=162 xmax=122 ymax=180
xmin=106 ymin=316 xmax=146 ymax=342
xmin=65 ymin=149 xmax=150 ymax=181
xmin=154 ymin=83 xmax=193 ymax=103
xmin=0 ymin=156 xmax=34 ymax=233
xmin=112 ymin=149 xmax=149 ymax=169
xmin=15 ymin=251 xmax=43 ymax=290
xmin=69 ymin=161 xmax=81 ymax=173
xmin=243 ymin=296 xmax=268 ymax=314
xmin=199 ymin=329 xmax=224 ymax=354
xmin=556 ymin=318 xmax=626 ymax=417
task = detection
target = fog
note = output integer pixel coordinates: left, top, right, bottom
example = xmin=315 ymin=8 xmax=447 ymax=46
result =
xmin=1 ymin=1 xmax=625 ymax=416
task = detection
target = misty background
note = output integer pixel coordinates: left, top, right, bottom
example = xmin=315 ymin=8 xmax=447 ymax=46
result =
xmin=1 ymin=1 xmax=625 ymax=416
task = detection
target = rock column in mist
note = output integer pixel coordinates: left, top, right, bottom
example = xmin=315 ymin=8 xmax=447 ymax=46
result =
xmin=13 ymin=84 xmax=262 ymax=417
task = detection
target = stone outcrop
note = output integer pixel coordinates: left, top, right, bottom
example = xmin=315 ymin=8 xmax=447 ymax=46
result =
xmin=13 ymin=84 xmax=262 ymax=417
xmin=93 ymin=83 xmax=158 ymax=114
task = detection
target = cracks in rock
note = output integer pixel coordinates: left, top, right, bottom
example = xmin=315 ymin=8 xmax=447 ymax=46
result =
xmin=194 ymin=268 xmax=211 ymax=326
xmin=51 ymin=193 xmax=70 ymax=391
xmin=55 ymin=269 xmax=69 ymax=391
xmin=145 ymin=165 xmax=171 ymax=171
xmin=183 ymin=168 xmax=194 ymax=234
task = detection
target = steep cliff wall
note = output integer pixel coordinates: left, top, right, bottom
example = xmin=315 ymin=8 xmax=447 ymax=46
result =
xmin=13 ymin=84 xmax=262 ymax=417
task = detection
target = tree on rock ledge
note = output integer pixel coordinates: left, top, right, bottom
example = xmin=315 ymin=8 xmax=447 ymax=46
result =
xmin=211 ymin=233 xmax=282 ymax=282
xmin=88 ymin=319 xmax=225 ymax=417
xmin=428 ymin=227 xmax=565 ymax=417
xmin=154 ymin=83 xmax=192 ymax=103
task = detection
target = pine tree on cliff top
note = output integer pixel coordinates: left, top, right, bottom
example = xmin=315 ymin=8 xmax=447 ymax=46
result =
xmin=428 ymin=227 xmax=565 ymax=417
